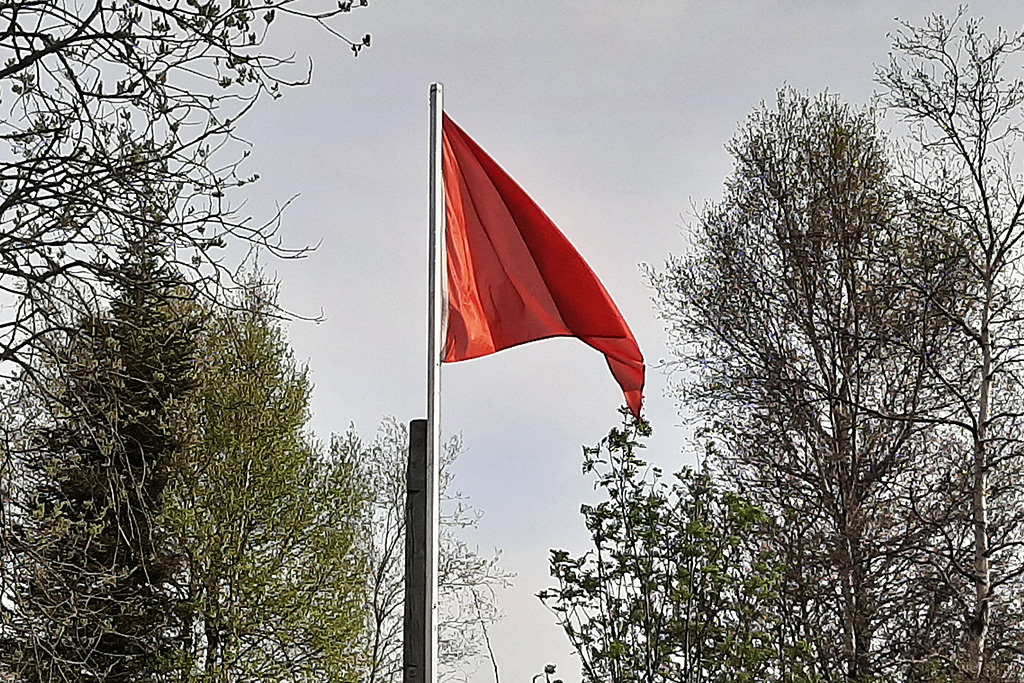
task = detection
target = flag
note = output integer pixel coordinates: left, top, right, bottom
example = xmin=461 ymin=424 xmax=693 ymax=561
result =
xmin=441 ymin=113 xmax=645 ymax=419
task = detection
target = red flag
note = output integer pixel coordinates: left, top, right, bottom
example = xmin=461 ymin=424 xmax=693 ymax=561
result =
xmin=441 ymin=114 xmax=644 ymax=419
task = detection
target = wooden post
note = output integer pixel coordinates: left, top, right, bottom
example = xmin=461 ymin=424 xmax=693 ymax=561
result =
xmin=404 ymin=418 xmax=430 ymax=683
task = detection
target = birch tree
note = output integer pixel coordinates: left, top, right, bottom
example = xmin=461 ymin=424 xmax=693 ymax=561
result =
xmin=650 ymin=89 xmax=967 ymax=681
xmin=878 ymin=10 xmax=1024 ymax=679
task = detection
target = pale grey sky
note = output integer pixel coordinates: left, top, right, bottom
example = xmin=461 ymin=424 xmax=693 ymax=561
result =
xmin=229 ymin=2 xmax=1024 ymax=681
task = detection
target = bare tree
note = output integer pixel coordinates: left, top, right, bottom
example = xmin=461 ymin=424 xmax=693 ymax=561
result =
xmin=878 ymin=10 xmax=1024 ymax=679
xmin=0 ymin=0 xmax=370 ymax=382
xmin=337 ymin=419 xmax=511 ymax=683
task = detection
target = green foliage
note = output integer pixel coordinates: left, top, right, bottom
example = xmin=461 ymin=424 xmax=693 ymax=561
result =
xmin=0 ymin=269 xmax=369 ymax=683
xmin=540 ymin=412 xmax=816 ymax=683
xmin=164 ymin=282 xmax=368 ymax=683
xmin=648 ymin=86 xmax=977 ymax=681
xmin=1 ymin=249 xmax=201 ymax=683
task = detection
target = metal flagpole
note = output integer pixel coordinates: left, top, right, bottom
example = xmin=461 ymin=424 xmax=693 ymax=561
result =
xmin=425 ymin=81 xmax=444 ymax=683
xmin=405 ymin=82 xmax=444 ymax=683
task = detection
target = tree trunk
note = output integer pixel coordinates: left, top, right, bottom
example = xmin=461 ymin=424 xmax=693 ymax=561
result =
xmin=966 ymin=293 xmax=992 ymax=679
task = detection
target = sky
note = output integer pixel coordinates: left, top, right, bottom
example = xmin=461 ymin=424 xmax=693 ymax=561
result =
xmin=227 ymin=2 xmax=1024 ymax=681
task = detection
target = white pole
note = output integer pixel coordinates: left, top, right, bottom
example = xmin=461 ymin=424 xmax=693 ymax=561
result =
xmin=426 ymin=81 xmax=444 ymax=683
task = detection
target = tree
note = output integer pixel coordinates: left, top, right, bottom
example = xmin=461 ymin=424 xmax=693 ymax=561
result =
xmin=877 ymin=10 xmax=1024 ymax=679
xmin=1 ymin=264 xmax=370 ymax=683
xmin=539 ymin=414 xmax=808 ymax=683
xmin=164 ymin=281 xmax=368 ymax=683
xmin=0 ymin=241 xmax=201 ymax=683
xmin=0 ymin=9 xmax=373 ymax=670
xmin=649 ymin=89 xmax=971 ymax=680
xmin=338 ymin=419 xmax=511 ymax=683
xmin=0 ymin=0 xmax=370 ymax=382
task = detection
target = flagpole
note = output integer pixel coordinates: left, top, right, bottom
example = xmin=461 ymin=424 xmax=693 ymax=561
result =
xmin=425 ymin=81 xmax=444 ymax=683
xmin=404 ymin=82 xmax=443 ymax=683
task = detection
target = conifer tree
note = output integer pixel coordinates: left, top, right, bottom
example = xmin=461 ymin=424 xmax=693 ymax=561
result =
xmin=0 ymin=241 xmax=200 ymax=683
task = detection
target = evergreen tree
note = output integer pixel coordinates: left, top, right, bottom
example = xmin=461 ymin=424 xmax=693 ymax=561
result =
xmin=1 ymin=263 xmax=369 ymax=683
xmin=0 ymin=244 xmax=200 ymax=683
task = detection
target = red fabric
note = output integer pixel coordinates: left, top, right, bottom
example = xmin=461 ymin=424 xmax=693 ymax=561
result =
xmin=442 ymin=114 xmax=644 ymax=419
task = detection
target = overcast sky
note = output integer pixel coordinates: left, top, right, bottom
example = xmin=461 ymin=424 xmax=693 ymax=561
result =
xmin=228 ymin=2 xmax=1024 ymax=681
